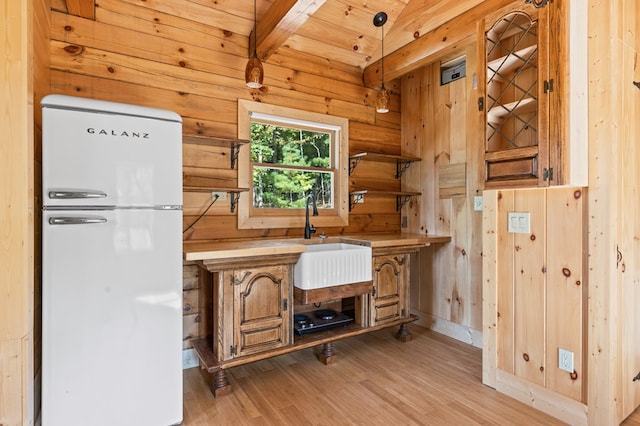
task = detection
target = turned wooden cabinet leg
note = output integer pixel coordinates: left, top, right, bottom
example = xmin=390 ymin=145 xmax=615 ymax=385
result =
xmin=316 ymin=342 xmax=337 ymax=365
xmin=211 ymin=369 xmax=232 ymax=398
xmin=396 ymin=323 xmax=413 ymax=342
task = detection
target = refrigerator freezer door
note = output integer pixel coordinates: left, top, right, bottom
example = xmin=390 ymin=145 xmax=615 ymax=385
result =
xmin=42 ymin=209 xmax=183 ymax=426
xmin=42 ymin=102 xmax=182 ymax=208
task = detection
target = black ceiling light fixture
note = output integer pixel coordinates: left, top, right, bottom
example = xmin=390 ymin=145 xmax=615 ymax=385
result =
xmin=373 ymin=11 xmax=389 ymax=113
xmin=245 ymin=0 xmax=264 ymax=89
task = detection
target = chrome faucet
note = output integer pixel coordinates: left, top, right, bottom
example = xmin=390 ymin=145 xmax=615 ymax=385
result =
xmin=304 ymin=193 xmax=318 ymax=239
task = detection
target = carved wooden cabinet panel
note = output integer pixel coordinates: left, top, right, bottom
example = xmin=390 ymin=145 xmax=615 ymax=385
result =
xmin=212 ymin=262 xmax=292 ymax=362
xmin=231 ymin=266 xmax=290 ymax=357
xmin=370 ymin=252 xmax=409 ymax=326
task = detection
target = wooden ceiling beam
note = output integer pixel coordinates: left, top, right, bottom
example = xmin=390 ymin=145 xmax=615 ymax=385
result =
xmin=250 ymin=0 xmax=327 ymax=61
xmin=362 ymin=0 xmax=518 ymax=88
xmin=64 ymin=0 xmax=95 ymax=20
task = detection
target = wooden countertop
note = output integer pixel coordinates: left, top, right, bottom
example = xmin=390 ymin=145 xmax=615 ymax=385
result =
xmin=183 ymin=240 xmax=308 ymax=261
xmin=184 ymin=233 xmax=451 ymax=261
xmin=339 ymin=233 xmax=451 ymax=248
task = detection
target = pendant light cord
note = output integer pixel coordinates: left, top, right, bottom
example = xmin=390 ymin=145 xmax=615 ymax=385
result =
xmin=252 ymin=0 xmax=258 ymax=58
xmin=381 ymin=24 xmax=385 ymax=87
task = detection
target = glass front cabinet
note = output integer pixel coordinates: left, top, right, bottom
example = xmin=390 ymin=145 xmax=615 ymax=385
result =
xmin=483 ymin=4 xmax=561 ymax=188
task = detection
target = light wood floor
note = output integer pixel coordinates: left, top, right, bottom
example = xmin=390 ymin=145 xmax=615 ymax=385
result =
xmin=182 ymin=325 xmax=640 ymax=425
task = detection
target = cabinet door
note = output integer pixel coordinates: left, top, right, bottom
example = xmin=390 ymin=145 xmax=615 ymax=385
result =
xmin=370 ymin=254 xmax=408 ymax=325
xmin=484 ymin=7 xmax=550 ymax=187
xmin=232 ymin=266 xmax=290 ymax=357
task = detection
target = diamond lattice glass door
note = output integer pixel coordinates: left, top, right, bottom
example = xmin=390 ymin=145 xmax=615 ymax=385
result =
xmin=485 ymin=11 xmax=544 ymax=185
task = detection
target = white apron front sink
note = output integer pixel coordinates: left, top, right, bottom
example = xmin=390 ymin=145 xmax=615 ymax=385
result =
xmin=294 ymin=243 xmax=372 ymax=290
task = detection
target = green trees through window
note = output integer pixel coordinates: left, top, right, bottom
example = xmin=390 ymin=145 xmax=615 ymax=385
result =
xmin=251 ymin=122 xmax=334 ymax=209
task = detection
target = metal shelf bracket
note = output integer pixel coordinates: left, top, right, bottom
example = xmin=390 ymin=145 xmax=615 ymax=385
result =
xmin=396 ymin=160 xmax=412 ymax=178
xmin=349 ymin=193 xmax=365 ymax=211
xmin=396 ymin=194 xmax=413 ymax=211
xmin=230 ymin=143 xmax=242 ymax=170
xmin=349 ymin=156 xmax=363 ymax=175
xmin=229 ymin=191 xmax=241 ymax=213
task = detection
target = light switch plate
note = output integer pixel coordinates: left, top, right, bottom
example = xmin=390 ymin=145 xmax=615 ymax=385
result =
xmin=474 ymin=196 xmax=483 ymax=211
xmin=508 ymin=212 xmax=530 ymax=233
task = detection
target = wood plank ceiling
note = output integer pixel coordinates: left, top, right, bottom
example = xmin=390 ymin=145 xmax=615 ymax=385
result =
xmin=54 ymin=0 xmax=487 ymax=87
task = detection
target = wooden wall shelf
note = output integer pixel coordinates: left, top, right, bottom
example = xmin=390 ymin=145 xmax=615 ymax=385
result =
xmin=349 ymin=152 xmax=421 ymax=178
xmin=183 ymin=135 xmax=249 ymax=170
xmin=349 ymin=190 xmax=422 ymax=211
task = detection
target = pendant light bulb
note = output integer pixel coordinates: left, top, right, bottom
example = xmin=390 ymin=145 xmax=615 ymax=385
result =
xmin=376 ymin=84 xmax=390 ymax=113
xmin=245 ymin=0 xmax=263 ymax=89
xmin=373 ymin=12 xmax=389 ymax=114
xmin=245 ymin=55 xmax=263 ymax=89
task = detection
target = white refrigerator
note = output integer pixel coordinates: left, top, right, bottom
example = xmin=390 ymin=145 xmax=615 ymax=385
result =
xmin=41 ymin=95 xmax=183 ymax=425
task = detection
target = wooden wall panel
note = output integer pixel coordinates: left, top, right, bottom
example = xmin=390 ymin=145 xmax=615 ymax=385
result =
xmin=1 ymin=0 xmax=49 ymax=422
xmin=490 ymin=187 xmax=587 ymax=405
xmin=512 ymin=189 xmax=546 ymax=386
xmin=618 ymin=0 xmax=640 ymax=418
xmin=545 ymin=188 xmax=586 ymax=402
xmin=587 ymin=0 xmax=625 ymax=423
xmin=496 ymin=190 xmax=515 ymax=375
xmin=403 ymin=42 xmax=484 ymax=340
xmin=50 ymin=2 xmax=402 ymax=244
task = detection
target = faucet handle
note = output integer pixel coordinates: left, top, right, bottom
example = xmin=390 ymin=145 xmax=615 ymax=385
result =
xmin=309 ymin=224 xmax=316 ymax=234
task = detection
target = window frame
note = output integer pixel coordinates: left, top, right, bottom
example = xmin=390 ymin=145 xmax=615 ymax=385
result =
xmin=237 ymin=100 xmax=349 ymax=230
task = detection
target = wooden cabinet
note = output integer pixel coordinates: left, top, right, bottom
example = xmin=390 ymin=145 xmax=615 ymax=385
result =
xmin=479 ymin=2 xmax=586 ymax=188
xmin=206 ymin=255 xmax=296 ymax=363
xmin=370 ymin=252 xmax=408 ymax=326
xmin=227 ymin=266 xmax=291 ymax=358
xmin=186 ymin=237 xmax=450 ymax=397
xmin=369 ymin=246 xmax=422 ymax=327
xmin=483 ymin=4 xmax=554 ymax=188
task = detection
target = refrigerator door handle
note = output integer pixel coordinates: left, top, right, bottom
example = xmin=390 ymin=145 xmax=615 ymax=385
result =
xmin=48 ymin=190 xmax=107 ymax=199
xmin=48 ymin=216 xmax=108 ymax=225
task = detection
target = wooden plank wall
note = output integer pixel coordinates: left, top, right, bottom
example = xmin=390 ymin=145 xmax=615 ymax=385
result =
xmin=0 ymin=0 xmax=49 ymax=424
xmin=619 ymin=0 xmax=640 ymax=416
xmin=48 ymin=0 xmax=403 ymax=243
xmin=482 ymin=187 xmax=588 ymax=425
xmin=591 ymin=0 xmax=640 ymax=422
xmin=494 ymin=188 xmax=587 ymax=402
xmin=401 ymin=42 xmax=484 ymax=344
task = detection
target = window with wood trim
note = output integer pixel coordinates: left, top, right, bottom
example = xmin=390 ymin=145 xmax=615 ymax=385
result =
xmin=237 ymin=100 xmax=349 ymax=230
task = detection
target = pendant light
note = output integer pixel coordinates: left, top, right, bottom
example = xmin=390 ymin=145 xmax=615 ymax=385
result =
xmin=373 ymin=11 xmax=389 ymax=113
xmin=245 ymin=0 xmax=264 ymax=89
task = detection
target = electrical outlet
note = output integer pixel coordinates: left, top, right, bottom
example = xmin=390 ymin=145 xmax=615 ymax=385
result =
xmin=211 ymin=191 xmax=227 ymax=201
xmin=558 ymin=348 xmax=574 ymax=373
